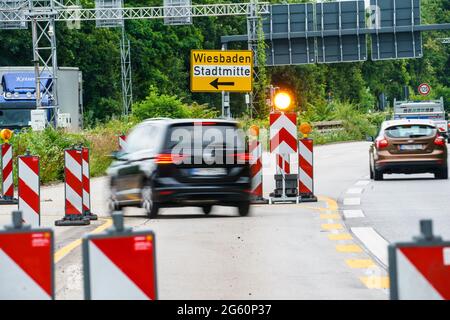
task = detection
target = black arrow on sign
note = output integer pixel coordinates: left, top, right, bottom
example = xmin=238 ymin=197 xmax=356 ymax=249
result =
xmin=210 ymin=78 xmax=235 ymax=89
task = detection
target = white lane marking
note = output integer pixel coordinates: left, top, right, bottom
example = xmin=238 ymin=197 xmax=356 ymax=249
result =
xmin=343 ymin=209 xmax=365 ymax=218
xmin=355 ymin=180 xmax=370 ymax=186
xmin=346 ymin=188 xmax=363 ymax=194
xmin=343 ymin=198 xmax=361 ymax=206
xmin=351 ymin=227 xmax=389 ymax=267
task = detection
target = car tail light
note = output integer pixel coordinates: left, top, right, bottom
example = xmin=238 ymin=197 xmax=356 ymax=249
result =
xmin=376 ymin=138 xmax=389 ymax=149
xmin=447 ymin=123 xmax=450 ymax=129
xmin=227 ymin=153 xmax=252 ymax=162
xmin=155 ymin=153 xmax=186 ymax=164
xmin=194 ymin=121 xmax=217 ymax=126
xmin=434 ymin=136 xmax=446 ymax=147
xmin=235 ymin=153 xmax=252 ymax=162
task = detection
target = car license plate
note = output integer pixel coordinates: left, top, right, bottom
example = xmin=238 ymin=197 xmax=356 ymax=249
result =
xmin=399 ymin=144 xmax=423 ymax=151
xmin=192 ymin=168 xmax=227 ymax=176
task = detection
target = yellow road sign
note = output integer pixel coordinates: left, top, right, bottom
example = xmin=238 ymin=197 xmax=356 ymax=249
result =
xmin=190 ymin=50 xmax=253 ymax=92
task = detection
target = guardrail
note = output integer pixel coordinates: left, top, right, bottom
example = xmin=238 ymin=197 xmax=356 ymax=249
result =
xmin=312 ymin=120 xmax=344 ymax=133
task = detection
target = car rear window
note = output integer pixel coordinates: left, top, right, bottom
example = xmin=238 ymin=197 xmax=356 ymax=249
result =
xmin=165 ymin=122 xmax=245 ymax=151
xmin=384 ymin=124 xmax=436 ymax=138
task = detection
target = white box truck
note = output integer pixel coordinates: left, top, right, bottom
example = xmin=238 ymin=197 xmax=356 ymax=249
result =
xmin=393 ymin=97 xmax=448 ymax=141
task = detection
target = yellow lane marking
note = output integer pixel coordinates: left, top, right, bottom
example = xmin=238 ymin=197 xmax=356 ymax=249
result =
xmin=336 ymin=244 xmax=363 ymax=252
xmin=318 ymin=196 xmax=338 ymax=211
xmin=320 ymin=213 xmax=341 ymax=219
xmin=346 ymin=259 xmax=376 ymax=268
xmin=321 ymin=223 xmax=343 ymax=230
xmin=360 ymin=276 xmax=390 ymax=289
xmin=54 ymin=218 xmax=112 ymax=263
xmin=328 ymin=233 xmax=353 ymax=240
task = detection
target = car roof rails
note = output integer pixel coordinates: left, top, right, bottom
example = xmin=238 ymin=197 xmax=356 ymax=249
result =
xmin=144 ymin=117 xmax=172 ymax=121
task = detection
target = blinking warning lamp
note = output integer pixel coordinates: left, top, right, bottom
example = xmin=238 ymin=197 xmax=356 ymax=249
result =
xmin=273 ymin=92 xmax=292 ymax=111
xmin=0 ymin=129 xmax=13 ymax=143
xmin=299 ymin=122 xmax=312 ymax=138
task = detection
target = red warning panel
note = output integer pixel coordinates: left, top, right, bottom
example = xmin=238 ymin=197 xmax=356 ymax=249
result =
xmin=396 ymin=245 xmax=450 ymax=299
xmin=83 ymin=231 xmax=157 ymax=300
xmin=0 ymin=229 xmax=54 ymax=300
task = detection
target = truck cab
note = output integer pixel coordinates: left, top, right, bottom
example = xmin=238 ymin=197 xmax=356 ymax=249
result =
xmin=0 ymin=72 xmax=53 ymax=130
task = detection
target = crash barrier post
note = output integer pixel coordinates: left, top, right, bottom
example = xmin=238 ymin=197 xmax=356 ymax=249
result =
xmin=0 ymin=210 xmax=54 ymax=300
xmin=389 ymin=220 xmax=450 ymax=300
xmin=118 ymin=134 xmax=127 ymax=151
xmin=82 ymin=147 xmax=98 ymax=220
xmin=248 ymin=126 xmax=268 ymax=204
xmin=82 ymin=211 xmax=157 ymax=300
xmin=18 ymin=152 xmax=41 ymax=227
xmin=269 ymin=112 xmax=299 ymax=204
xmin=55 ymin=147 xmax=90 ymax=226
xmin=0 ymin=142 xmax=18 ymax=204
xmin=298 ymin=138 xmax=318 ymax=202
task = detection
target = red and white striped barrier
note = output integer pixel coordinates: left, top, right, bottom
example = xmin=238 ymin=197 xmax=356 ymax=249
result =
xmin=0 ymin=216 xmax=54 ymax=300
xmin=118 ymin=135 xmax=127 ymax=151
xmin=83 ymin=229 xmax=157 ymax=300
xmin=18 ymin=155 xmax=40 ymax=227
xmin=270 ymin=112 xmax=297 ymax=175
xmin=1 ymin=143 xmax=14 ymax=199
xmin=276 ymin=154 xmax=290 ymax=175
xmin=82 ymin=147 xmax=98 ymax=220
xmin=249 ymin=139 xmax=263 ymax=197
xmin=55 ymin=147 xmax=90 ymax=226
xmin=298 ymin=138 xmax=317 ymax=202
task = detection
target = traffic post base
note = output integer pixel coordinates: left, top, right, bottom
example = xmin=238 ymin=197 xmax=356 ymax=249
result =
xmin=55 ymin=215 xmax=90 ymax=226
xmin=0 ymin=197 xmax=18 ymax=205
xmin=299 ymin=194 xmax=318 ymax=202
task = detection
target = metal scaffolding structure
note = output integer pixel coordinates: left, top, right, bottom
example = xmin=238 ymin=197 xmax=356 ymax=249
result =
xmin=120 ymin=25 xmax=132 ymax=115
xmin=30 ymin=1 xmax=59 ymax=127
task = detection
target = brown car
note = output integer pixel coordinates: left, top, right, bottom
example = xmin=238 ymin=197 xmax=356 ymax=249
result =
xmin=369 ymin=119 xmax=448 ymax=180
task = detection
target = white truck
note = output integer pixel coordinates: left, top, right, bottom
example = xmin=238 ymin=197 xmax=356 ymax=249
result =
xmin=393 ymin=97 xmax=448 ymax=142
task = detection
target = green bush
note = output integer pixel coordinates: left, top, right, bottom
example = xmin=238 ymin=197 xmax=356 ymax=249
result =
xmin=132 ymin=86 xmax=219 ymax=121
xmin=10 ymin=128 xmax=86 ymax=184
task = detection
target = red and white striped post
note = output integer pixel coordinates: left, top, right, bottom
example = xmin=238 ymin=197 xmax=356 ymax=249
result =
xmin=249 ymin=126 xmax=268 ymax=204
xmin=269 ymin=112 xmax=298 ymax=201
xmin=298 ymin=138 xmax=317 ymax=202
xmin=18 ymin=153 xmax=40 ymax=227
xmin=82 ymin=147 xmax=98 ymax=220
xmin=118 ymin=135 xmax=127 ymax=151
xmin=55 ymin=147 xmax=90 ymax=226
xmin=0 ymin=143 xmax=17 ymax=204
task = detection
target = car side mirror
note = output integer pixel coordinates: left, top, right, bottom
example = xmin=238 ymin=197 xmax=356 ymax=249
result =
xmin=110 ymin=150 xmax=125 ymax=160
xmin=366 ymin=135 xmax=374 ymax=142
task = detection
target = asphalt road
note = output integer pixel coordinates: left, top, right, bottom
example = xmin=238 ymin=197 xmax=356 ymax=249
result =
xmin=1 ymin=141 xmax=449 ymax=299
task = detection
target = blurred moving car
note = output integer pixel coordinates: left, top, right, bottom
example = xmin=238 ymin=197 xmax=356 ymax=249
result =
xmin=369 ymin=119 xmax=448 ymax=180
xmin=107 ymin=118 xmax=252 ymax=217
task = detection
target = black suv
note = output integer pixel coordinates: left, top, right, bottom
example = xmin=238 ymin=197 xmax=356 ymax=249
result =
xmin=107 ymin=118 xmax=252 ymax=217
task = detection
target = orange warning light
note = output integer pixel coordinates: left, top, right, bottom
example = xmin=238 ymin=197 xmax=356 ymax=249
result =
xmin=299 ymin=122 xmax=312 ymax=138
xmin=249 ymin=125 xmax=259 ymax=137
xmin=0 ymin=129 xmax=13 ymax=143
